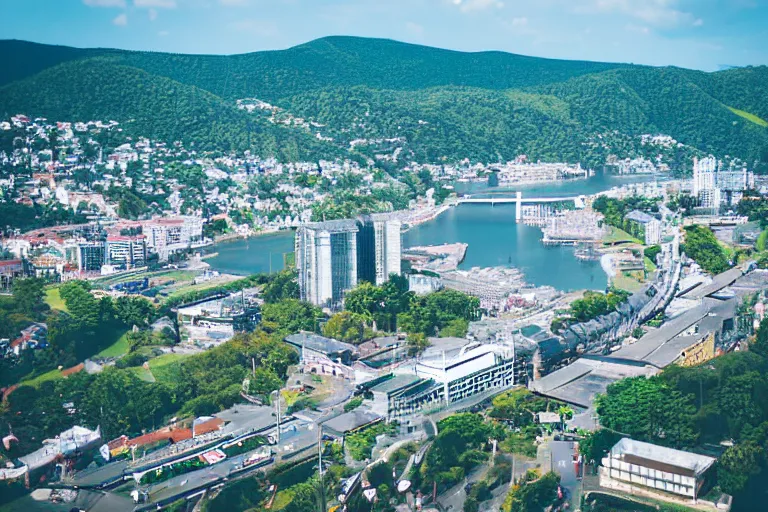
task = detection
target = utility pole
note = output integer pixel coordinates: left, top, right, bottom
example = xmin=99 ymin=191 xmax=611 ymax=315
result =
xmin=318 ymin=425 xmax=326 ymax=512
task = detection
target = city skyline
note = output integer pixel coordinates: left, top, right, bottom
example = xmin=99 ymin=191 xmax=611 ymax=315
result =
xmin=0 ymin=0 xmax=766 ymax=71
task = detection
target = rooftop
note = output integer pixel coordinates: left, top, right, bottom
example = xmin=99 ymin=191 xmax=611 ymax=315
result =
xmin=609 ymin=438 xmax=716 ymax=477
xmin=369 ymin=374 xmax=422 ymax=395
xmin=321 ymin=409 xmax=382 ymax=435
xmin=302 ymin=219 xmax=359 ymax=233
xmin=625 ymin=210 xmax=657 ymax=224
xmin=285 ymin=332 xmax=359 ymax=357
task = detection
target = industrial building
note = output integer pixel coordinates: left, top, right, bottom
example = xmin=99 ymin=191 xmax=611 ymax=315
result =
xmin=600 ymin=438 xmax=720 ymax=505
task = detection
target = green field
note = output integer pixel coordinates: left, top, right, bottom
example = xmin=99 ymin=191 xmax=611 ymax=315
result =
xmin=96 ymin=331 xmax=131 ymax=358
xmin=44 ymin=287 xmax=68 ymax=312
xmin=612 ymin=272 xmax=643 ymax=293
xmin=603 ymin=227 xmax=642 ymax=245
xmin=728 ymin=106 xmax=768 ymax=128
xmin=147 ymin=353 xmax=194 ymax=383
xmin=19 ymin=368 xmax=64 ymax=387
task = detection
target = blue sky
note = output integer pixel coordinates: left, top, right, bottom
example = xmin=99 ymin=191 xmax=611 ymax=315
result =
xmin=1 ymin=0 xmax=767 ymax=71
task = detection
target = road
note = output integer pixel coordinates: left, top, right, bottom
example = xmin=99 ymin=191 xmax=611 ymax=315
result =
xmin=549 ymin=440 xmax=581 ymax=508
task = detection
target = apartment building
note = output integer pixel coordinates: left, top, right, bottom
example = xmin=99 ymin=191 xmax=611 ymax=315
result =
xmin=295 ymin=220 xmax=359 ymax=307
xmin=106 ymin=235 xmax=147 ymax=268
xmin=356 ymin=214 xmax=402 ymax=285
xmin=296 ymin=214 xmax=403 ymax=307
xmin=143 ymin=216 xmax=203 ymax=262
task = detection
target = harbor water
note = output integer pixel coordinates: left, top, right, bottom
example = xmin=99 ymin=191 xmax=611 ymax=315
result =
xmin=206 ymin=172 xmax=660 ymax=291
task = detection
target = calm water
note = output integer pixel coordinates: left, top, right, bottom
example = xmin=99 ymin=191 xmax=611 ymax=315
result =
xmin=402 ymin=204 xmax=607 ymax=291
xmin=207 ymin=172 xmax=661 ymax=291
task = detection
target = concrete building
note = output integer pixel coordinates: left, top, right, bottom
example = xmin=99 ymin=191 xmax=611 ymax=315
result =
xmin=693 ymin=156 xmax=753 ymax=209
xmin=76 ymin=240 xmax=106 ymax=272
xmin=356 ymin=214 xmax=401 ymax=285
xmin=295 ymin=220 xmax=359 ymax=307
xmin=364 ymin=337 xmax=526 ymax=420
xmin=0 ymin=259 xmax=27 ymax=292
xmin=106 ymin=234 xmax=147 ymax=268
xmin=143 ymin=216 xmax=204 ymax=262
xmin=625 ymin=210 xmax=662 ymax=245
xmin=600 ymin=438 xmax=718 ymax=503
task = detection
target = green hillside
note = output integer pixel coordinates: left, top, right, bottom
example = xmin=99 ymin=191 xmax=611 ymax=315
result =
xmin=0 ymin=36 xmax=630 ymax=98
xmin=0 ymin=37 xmax=766 ymax=166
xmin=0 ymin=58 xmax=340 ymax=160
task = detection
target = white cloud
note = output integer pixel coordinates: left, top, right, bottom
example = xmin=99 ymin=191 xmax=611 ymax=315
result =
xmin=148 ymin=8 xmax=158 ymax=21
xmin=158 ymin=30 xmax=170 ymax=36
xmin=113 ymin=13 xmax=128 ymax=26
xmin=582 ymin=0 xmax=698 ymax=28
xmin=83 ymin=0 xmax=126 ymax=7
xmin=230 ymin=19 xmax=278 ymax=37
xmin=405 ymin=21 xmax=425 ymax=37
xmin=452 ymin=0 xmax=505 ymax=13
xmin=134 ymin=0 xmax=176 ymax=8
xmin=693 ymin=18 xmax=704 ymax=26
xmin=510 ymin=16 xmax=528 ymax=26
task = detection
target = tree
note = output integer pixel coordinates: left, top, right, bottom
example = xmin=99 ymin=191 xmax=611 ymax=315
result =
xmin=406 ymin=332 xmax=430 ymax=356
xmin=114 ymin=296 xmax=155 ymax=327
xmin=323 ymin=311 xmax=365 ymax=343
xmin=595 ymin=376 xmax=698 ymax=448
xmin=718 ymin=442 xmax=765 ymax=495
xmin=579 ymin=429 xmax=622 ymax=464
xmin=683 ymin=225 xmax=731 ymax=275
xmin=249 ymin=367 xmax=282 ymax=396
xmin=261 ymin=299 xmax=323 ymax=334
xmin=12 ymin=278 xmax=45 ymax=315
xmin=262 ymin=270 xmax=300 ymax=303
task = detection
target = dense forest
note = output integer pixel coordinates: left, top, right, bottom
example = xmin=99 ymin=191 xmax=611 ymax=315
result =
xmin=0 ymin=37 xmax=766 ymax=166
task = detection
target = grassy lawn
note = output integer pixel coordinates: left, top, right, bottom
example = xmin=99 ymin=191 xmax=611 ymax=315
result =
xmin=129 ymin=365 xmax=156 ymax=382
xmin=603 ymin=226 xmax=642 ymax=245
xmin=612 ymin=272 xmax=643 ymax=293
xmin=45 ymin=287 xmax=68 ymax=312
xmin=644 ymin=257 xmax=657 ymax=272
xmin=19 ymin=368 xmax=64 ymax=387
xmin=96 ymin=331 xmax=131 ymax=358
xmin=728 ymin=106 xmax=768 ymax=128
xmin=147 ymin=353 xmax=194 ymax=384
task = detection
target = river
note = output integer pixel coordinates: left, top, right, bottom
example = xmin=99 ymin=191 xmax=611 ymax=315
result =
xmin=206 ymin=172 xmax=659 ymax=291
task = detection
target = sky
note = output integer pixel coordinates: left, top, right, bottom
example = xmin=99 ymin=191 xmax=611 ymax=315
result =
xmin=1 ymin=0 xmax=767 ymax=71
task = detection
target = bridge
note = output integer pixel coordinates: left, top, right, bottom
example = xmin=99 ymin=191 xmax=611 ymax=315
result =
xmin=457 ymin=191 xmax=585 ymax=221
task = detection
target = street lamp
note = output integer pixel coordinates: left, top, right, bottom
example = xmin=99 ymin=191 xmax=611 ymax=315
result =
xmin=270 ymin=389 xmax=281 ymax=444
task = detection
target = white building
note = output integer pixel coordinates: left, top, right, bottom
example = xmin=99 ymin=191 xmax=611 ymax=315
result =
xmin=356 ymin=214 xmax=402 ymax=285
xmin=365 ymin=338 xmax=523 ymax=419
xmin=106 ymin=235 xmax=147 ymax=268
xmin=143 ymin=216 xmax=203 ymax=261
xmin=600 ymin=438 xmax=718 ymax=502
xmin=295 ymin=220 xmax=358 ymax=307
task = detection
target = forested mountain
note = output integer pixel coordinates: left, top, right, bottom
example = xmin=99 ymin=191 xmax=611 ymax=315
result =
xmin=0 ymin=36 xmax=766 ymax=167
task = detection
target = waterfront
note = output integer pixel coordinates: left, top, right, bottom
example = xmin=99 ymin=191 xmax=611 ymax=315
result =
xmin=207 ymin=172 xmax=662 ymax=290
